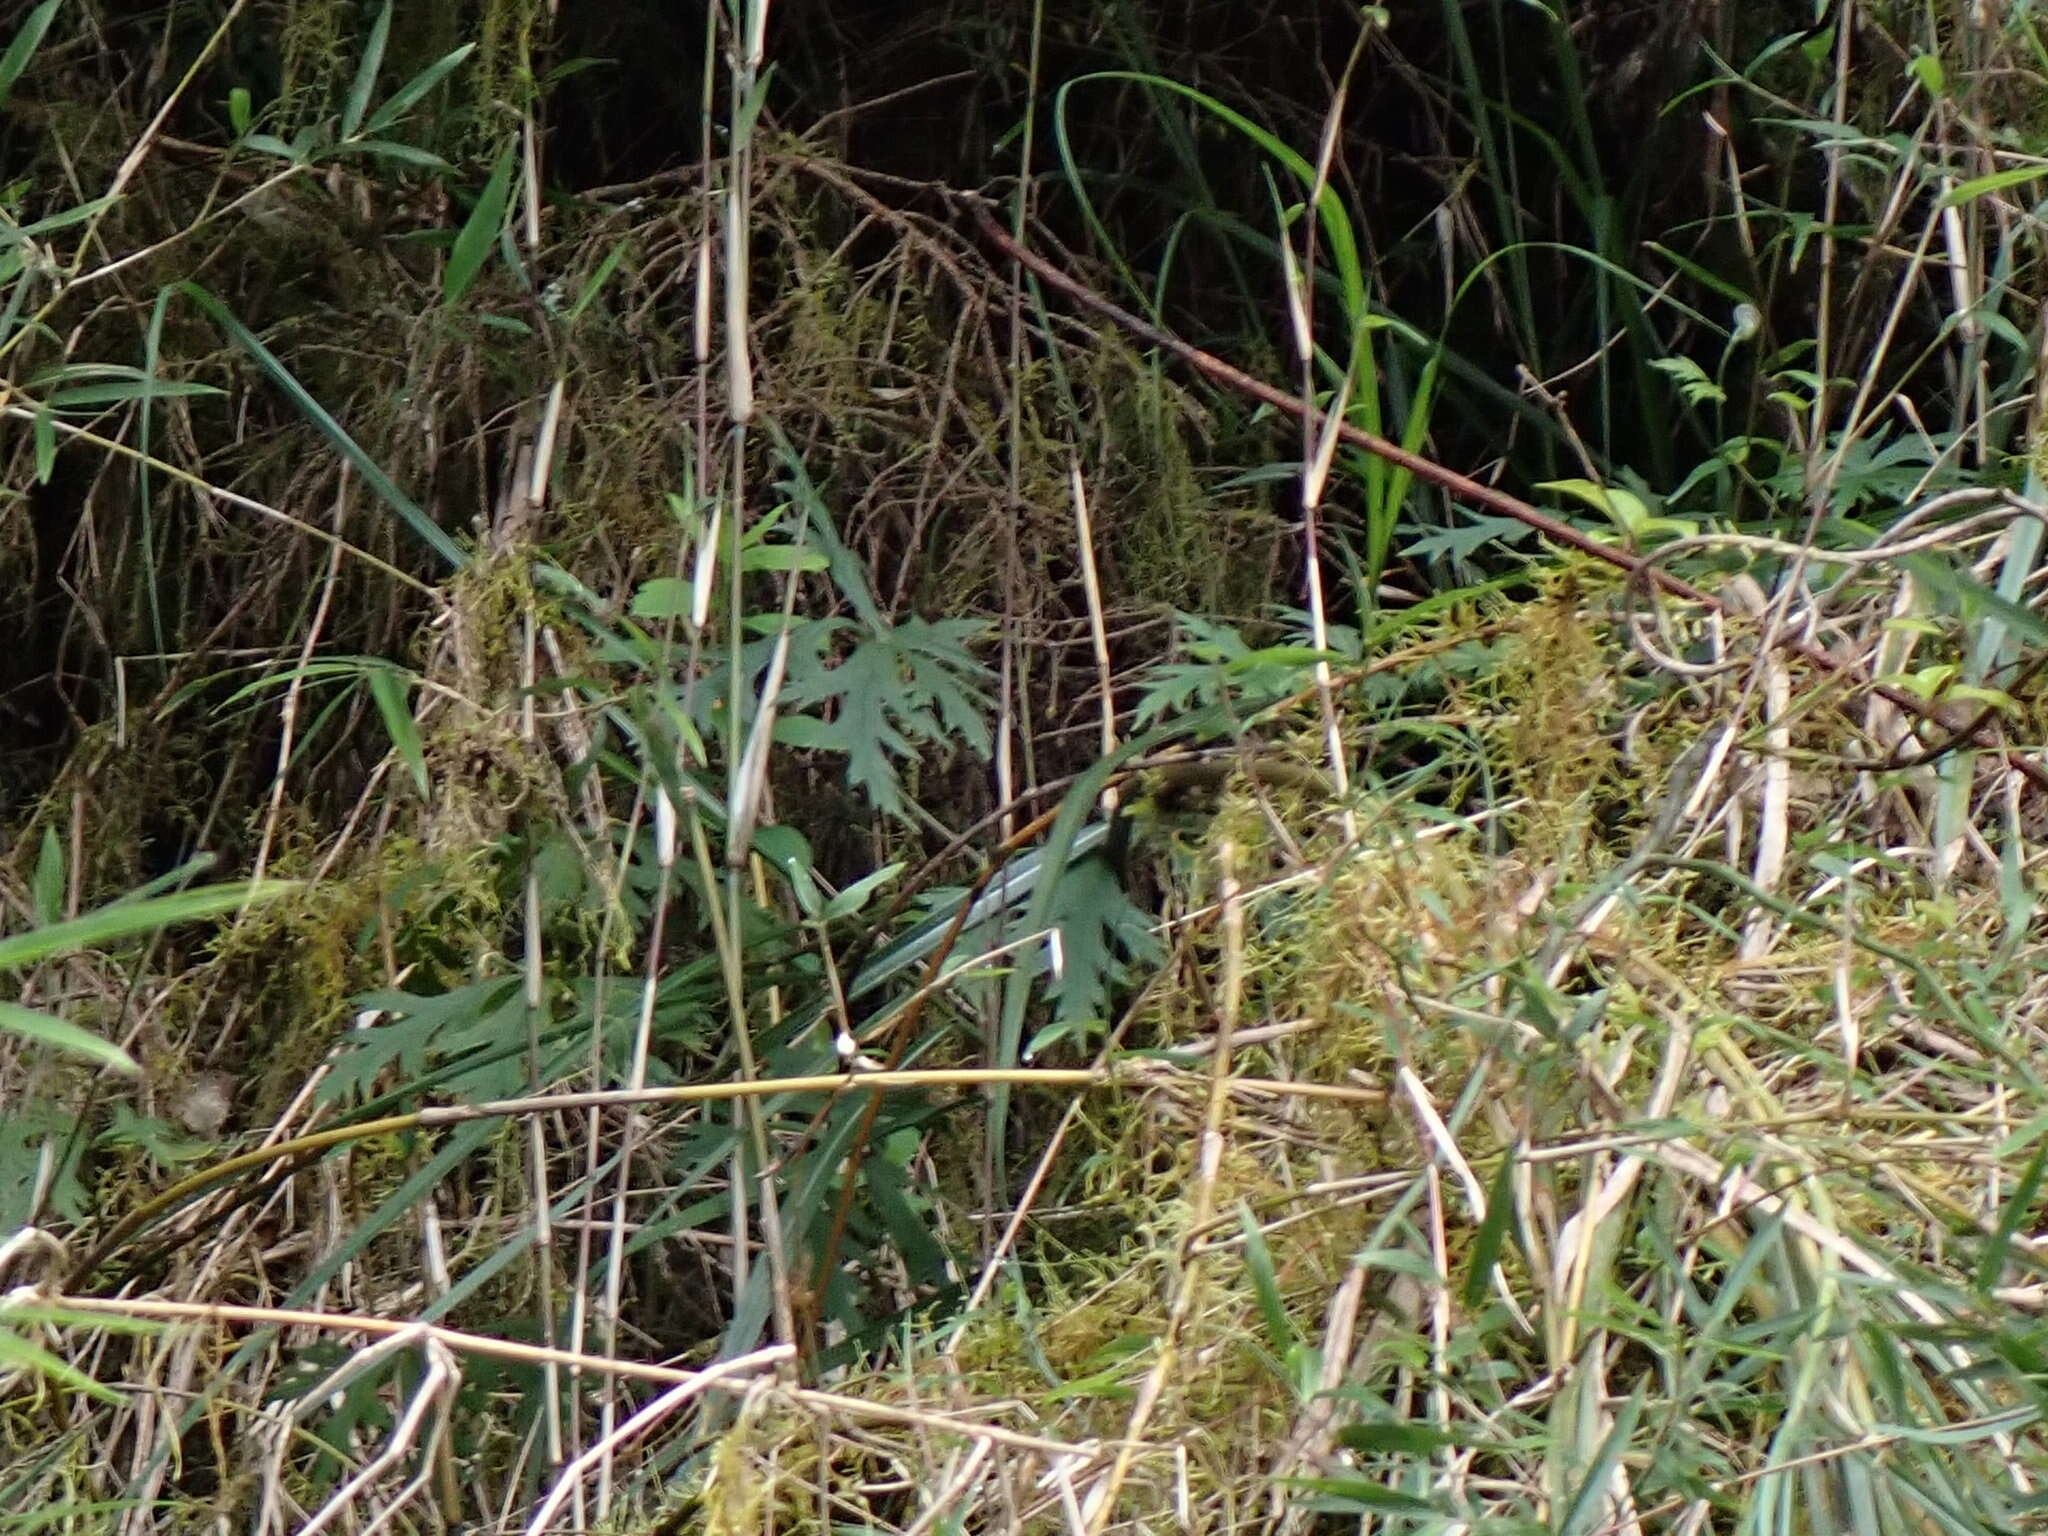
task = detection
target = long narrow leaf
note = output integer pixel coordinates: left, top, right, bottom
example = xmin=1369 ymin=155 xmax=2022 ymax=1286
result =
xmin=0 ymin=0 xmax=60 ymax=109
xmin=0 ymin=1001 xmax=139 ymax=1075
xmin=0 ymin=882 xmax=295 ymax=972
xmin=0 ymin=1329 xmax=124 ymax=1405
xmin=445 ymin=148 xmax=515 ymax=306
xmin=340 ymin=0 xmax=392 ymax=140
xmin=174 ymin=283 xmax=467 ymax=569
xmin=364 ymin=43 xmax=476 ymax=137
xmin=365 ymin=666 xmax=430 ymax=797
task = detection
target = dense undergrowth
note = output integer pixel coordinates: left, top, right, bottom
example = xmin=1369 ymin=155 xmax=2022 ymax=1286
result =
xmin=7 ymin=1 xmax=2048 ymax=1532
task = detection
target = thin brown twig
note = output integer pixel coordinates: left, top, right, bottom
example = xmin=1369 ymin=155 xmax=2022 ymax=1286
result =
xmin=961 ymin=202 xmax=2048 ymax=793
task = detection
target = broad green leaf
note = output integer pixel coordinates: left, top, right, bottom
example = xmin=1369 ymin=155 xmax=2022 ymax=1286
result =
xmin=0 ymin=1327 xmax=124 ymax=1405
xmin=1908 ymin=52 xmax=1945 ymax=98
xmin=740 ymin=543 xmax=830 ymax=574
xmin=0 ymin=1001 xmax=138 ymax=1074
xmin=630 ymin=577 xmax=692 ymax=621
xmin=1947 ymin=684 xmax=2018 ymax=716
xmin=778 ymin=618 xmax=992 ymax=820
xmin=341 ymin=0 xmax=392 ymax=139
xmin=819 ymin=862 xmax=904 ymax=924
xmin=328 ymin=140 xmax=451 ymax=171
xmin=1404 ymin=514 xmax=1532 ymax=564
xmin=364 ymin=42 xmax=477 ymax=136
xmin=321 ymin=977 xmax=526 ymax=1102
xmin=754 ymin=823 xmax=820 ymax=917
xmin=0 ymin=881 xmax=295 ymax=972
xmin=1537 ymin=477 xmax=1651 ymax=533
xmin=1042 ymin=852 xmax=1159 ymax=1024
xmin=364 ymin=666 xmax=429 ymax=797
xmin=445 ymin=147 xmax=515 ymax=306
xmin=31 ymin=827 xmax=62 ymax=926
xmin=0 ymin=1 xmax=60 ymax=110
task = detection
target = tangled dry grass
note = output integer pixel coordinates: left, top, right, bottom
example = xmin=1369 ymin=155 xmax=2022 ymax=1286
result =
xmin=9 ymin=1 xmax=2048 ymax=1532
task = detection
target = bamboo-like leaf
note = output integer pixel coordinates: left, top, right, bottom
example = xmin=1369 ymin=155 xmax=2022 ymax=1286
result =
xmin=173 ymin=282 xmax=466 ymax=568
xmin=0 ymin=1327 xmax=124 ymax=1405
xmin=364 ymin=42 xmax=477 ymax=137
xmin=0 ymin=1002 xmax=138 ymax=1075
xmin=1558 ymin=1383 xmax=1645 ymax=1536
xmin=819 ymin=863 xmax=904 ymax=925
xmin=1461 ymin=1142 xmax=1521 ymax=1310
xmin=364 ymin=666 xmax=430 ymax=798
xmin=16 ymin=196 xmax=119 ymax=238
xmin=340 ymin=0 xmax=392 ymax=140
xmin=30 ymin=408 xmax=53 ymax=483
xmin=43 ymin=381 xmax=222 ymax=409
xmin=0 ymin=0 xmax=60 ymax=110
xmin=328 ymin=139 xmax=450 ymax=172
xmin=138 ymin=284 xmax=174 ymax=649
xmin=30 ymin=828 xmax=61 ymax=926
xmin=240 ymin=133 xmax=305 ymax=165
xmin=445 ymin=148 xmax=515 ymax=306
xmin=0 ymin=882 xmax=295 ymax=972
xmin=566 ymin=237 xmax=631 ymax=323
xmin=1238 ymin=1203 xmax=1296 ymax=1355
xmin=1939 ymin=165 xmax=2048 ymax=210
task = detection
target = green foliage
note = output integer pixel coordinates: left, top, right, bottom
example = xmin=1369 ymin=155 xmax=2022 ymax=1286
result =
xmin=13 ymin=0 xmax=2048 ymax=1529
xmin=1135 ymin=612 xmax=1337 ymax=728
xmin=775 ymin=617 xmax=993 ymax=821
xmin=0 ymin=881 xmax=295 ymax=1074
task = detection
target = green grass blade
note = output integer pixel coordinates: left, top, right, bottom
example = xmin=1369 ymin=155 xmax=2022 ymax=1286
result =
xmin=0 ymin=882 xmax=295 ymax=972
xmin=363 ymin=664 xmax=429 ymax=797
xmin=174 ymin=282 xmax=466 ymax=568
xmin=1238 ymin=1203 xmax=1297 ymax=1357
xmin=0 ymin=1328 xmax=123 ymax=1406
xmin=0 ymin=0 xmax=61 ymax=110
xmin=0 ymin=1002 xmax=138 ymax=1075
xmin=1977 ymin=1138 xmax=2048 ymax=1297
xmin=363 ymin=42 xmax=476 ymax=136
xmin=444 ymin=147 xmax=515 ymax=306
xmin=1461 ymin=1142 xmax=1521 ymax=1310
xmin=340 ymin=0 xmax=392 ymax=140
xmin=1558 ymin=1382 xmax=1645 ymax=1536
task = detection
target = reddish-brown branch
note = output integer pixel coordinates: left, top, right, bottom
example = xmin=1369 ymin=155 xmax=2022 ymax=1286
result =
xmin=965 ymin=203 xmax=2047 ymax=790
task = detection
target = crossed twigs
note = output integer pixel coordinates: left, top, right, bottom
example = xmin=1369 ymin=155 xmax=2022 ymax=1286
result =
xmin=965 ymin=201 xmax=2048 ymax=791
